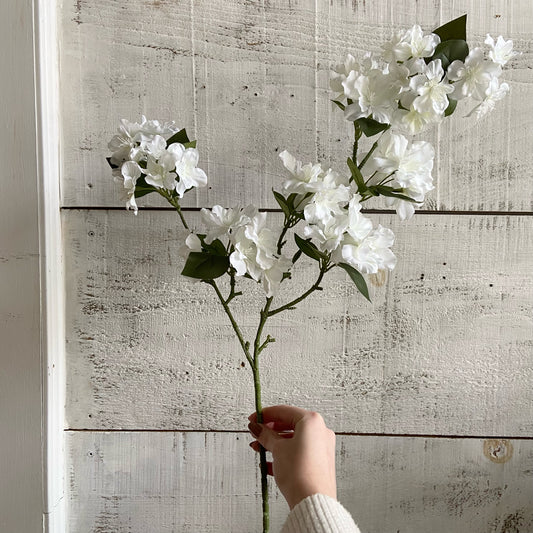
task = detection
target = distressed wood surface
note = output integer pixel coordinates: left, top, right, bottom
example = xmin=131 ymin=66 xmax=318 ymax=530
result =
xmin=64 ymin=210 xmax=533 ymax=435
xmin=67 ymin=431 xmax=533 ymax=533
xmin=59 ymin=0 xmax=533 ymax=211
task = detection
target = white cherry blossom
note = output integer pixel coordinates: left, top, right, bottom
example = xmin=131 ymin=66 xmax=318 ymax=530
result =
xmin=410 ymin=59 xmax=454 ymax=115
xmin=485 ymin=34 xmax=519 ymax=66
xmin=261 ymin=255 xmax=292 ymax=297
xmin=447 ymin=48 xmax=502 ymax=100
xmin=279 ymin=151 xmax=323 ymax=194
xmin=303 ymin=214 xmax=349 ymax=253
xmin=330 ymin=52 xmax=377 ymax=97
xmin=382 ymin=25 xmax=440 ymax=62
xmin=174 ymin=146 xmax=208 ymax=197
xmin=120 ymin=160 xmax=142 ymax=214
xmin=139 ymin=134 xmax=167 ymax=159
xmin=230 ymin=213 xmax=278 ymax=280
xmin=467 ymin=77 xmax=510 ymax=119
xmin=338 ymin=224 xmax=396 ymax=274
xmin=108 ymin=116 xmax=179 ymax=165
xmin=343 ymin=69 xmax=397 ymax=123
xmin=382 ymin=30 xmax=413 ymax=63
xmin=303 ymin=171 xmax=351 ymax=225
xmin=201 ymin=205 xmax=257 ymax=244
xmin=405 ymin=26 xmax=440 ymax=59
xmin=345 ymin=195 xmax=373 ymax=242
xmin=144 ymin=152 xmax=177 ymax=190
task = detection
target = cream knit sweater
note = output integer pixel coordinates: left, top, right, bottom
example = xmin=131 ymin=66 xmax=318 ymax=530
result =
xmin=281 ymin=494 xmax=360 ymax=533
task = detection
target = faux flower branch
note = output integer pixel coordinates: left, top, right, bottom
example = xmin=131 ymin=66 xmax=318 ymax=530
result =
xmin=106 ymin=15 xmax=515 ymax=532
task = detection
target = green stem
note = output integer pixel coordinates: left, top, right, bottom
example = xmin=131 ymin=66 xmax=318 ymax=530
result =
xmin=358 ymin=128 xmax=389 ymax=171
xmin=253 ymin=364 xmax=269 ymax=533
xmin=174 ymin=202 xmax=189 ymax=230
xmin=163 ymin=192 xmax=189 ymax=230
xmin=276 ymin=222 xmax=290 ymax=256
xmin=268 ymin=265 xmax=326 ymax=317
xmin=358 ymin=140 xmax=378 ymax=170
xmin=352 ymin=122 xmax=362 ymax=164
xmin=206 ymin=282 xmax=272 ymax=532
xmin=226 ymin=269 xmax=242 ymax=304
xmin=253 ymin=297 xmax=273 ymax=533
xmin=277 ymin=214 xmax=303 ymax=256
xmin=205 ymin=280 xmax=253 ymax=367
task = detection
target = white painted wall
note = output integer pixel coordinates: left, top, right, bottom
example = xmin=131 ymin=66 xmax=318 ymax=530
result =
xmin=0 ymin=1 xmax=45 ymax=531
xmin=59 ymin=1 xmax=533 ymax=532
xmin=0 ymin=1 xmax=64 ymax=532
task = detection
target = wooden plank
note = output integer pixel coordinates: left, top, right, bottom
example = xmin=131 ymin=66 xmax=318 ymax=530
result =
xmin=67 ymin=431 xmax=533 ymax=533
xmin=64 ymin=210 xmax=533 ymax=435
xmin=59 ymin=0 xmax=533 ymax=211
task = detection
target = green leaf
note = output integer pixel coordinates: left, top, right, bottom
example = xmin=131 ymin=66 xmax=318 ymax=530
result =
xmin=429 ymin=39 xmax=469 ymax=70
xmin=444 ymin=97 xmax=458 ymax=117
xmin=181 ymin=252 xmax=229 ymax=280
xmin=106 ymin=157 xmax=119 ymax=169
xmin=184 ymin=140 xmax=197 ymax=149
xmin=347 ymin=157 xmax=366 ymax=191
xmin=332 ymin=99 xmax=346 ymax=111
xmin=291 ymin=248 xmax=303 ymax=264
xmin=134 ymin=175 xmax=158 ymax=198
xmin=166 ymin=128 xmax=191 ymax=146
xmin=338 ymin=262 xmax=371 ymax=302
xmin=273 ymin=190 xmax=292 ymax=218
xmin=355 ymin=117 xmax=390 ymax=137
xmin=433 ymin=14 xmax=467 ymax=42
xmin=373 ymin=185 xmax=418 ymax=203
xmin=202 ymin=238 xmax=227 ymax=256
xmin=294 ymin=234 xmax=325 ymax=261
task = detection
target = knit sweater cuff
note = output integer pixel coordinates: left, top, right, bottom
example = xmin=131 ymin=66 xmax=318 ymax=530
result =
xmin=280 ymin=493 xmax=361 ymax=533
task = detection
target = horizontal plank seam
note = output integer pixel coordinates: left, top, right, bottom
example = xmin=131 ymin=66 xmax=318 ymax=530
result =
xmin=64 ymin=429 xmax=533 ymax=440
xmin=60 ymin=206 xmax=533 ymax=216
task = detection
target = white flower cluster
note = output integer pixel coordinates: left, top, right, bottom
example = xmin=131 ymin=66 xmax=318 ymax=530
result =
xmin=107 ymin=20 xmax=515 ymax=301
xmin=279 ymin=151 xmax=397 ymax=274
xmin=108 ymin=116 xmax=207 ymax=213
xmin=330 ymin=26 xmax=515 ymax=219
xmin=365 ymin=131 xmax=435 ymax=220
xmin=332 ymin=26 xmax=516 ymax=133
xmin=450 ymin=35 xmax=516 ymax=118
xmin=183 ymin=205 xmax=292 ymax=297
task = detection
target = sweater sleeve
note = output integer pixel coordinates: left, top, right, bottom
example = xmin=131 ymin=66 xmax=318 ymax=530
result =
xmin=280 ymin=493 xmax=361 ymax=533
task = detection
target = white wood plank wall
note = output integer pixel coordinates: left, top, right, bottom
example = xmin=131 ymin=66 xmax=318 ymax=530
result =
xmin=60 ymin=1 xmax=533 ymax=532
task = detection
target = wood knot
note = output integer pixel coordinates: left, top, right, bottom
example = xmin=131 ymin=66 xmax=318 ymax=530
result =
xmin=483 ymin=439 xmax=513 ymax=463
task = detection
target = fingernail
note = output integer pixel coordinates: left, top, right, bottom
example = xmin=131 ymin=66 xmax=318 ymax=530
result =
xmin=248 ymin=422 xmax=262 ymax=437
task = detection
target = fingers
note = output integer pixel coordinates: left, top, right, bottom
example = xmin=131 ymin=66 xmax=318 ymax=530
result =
xmin=248 ymin=405 xmax=310 ymax=431
xmin=248 ymin=421 xmax=282 ymax=452
xmin=249 ymin=430 xmax=293 ymax=453
xmin=248 ymin=443 xmax=274 ymax=476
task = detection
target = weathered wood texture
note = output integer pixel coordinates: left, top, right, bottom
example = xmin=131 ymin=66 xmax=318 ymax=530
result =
xmin=64 ymin=210 xmax=533 ymax=435
xmin=67 ymin=431 xmax=533 ymax=533
xmin=60 ymin=1 xmax=533 ymax=531
xmin=59 ymin=0 xmax=533 ymax=211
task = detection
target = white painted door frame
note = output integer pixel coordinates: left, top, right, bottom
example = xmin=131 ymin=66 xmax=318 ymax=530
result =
xmin=0 ymin=1 xmax=64 ymax=531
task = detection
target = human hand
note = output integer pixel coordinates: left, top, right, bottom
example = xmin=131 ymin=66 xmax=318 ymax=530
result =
xmin=248 ymin=405 xmax=337 ymax=509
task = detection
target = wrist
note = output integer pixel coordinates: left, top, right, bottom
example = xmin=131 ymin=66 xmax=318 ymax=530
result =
xmin=286 ymin=485 xmax=337 ymax=510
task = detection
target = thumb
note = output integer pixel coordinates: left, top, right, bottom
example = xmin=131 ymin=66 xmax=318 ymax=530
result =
xmin=248 ymin=421 xmax=280 ymax=452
